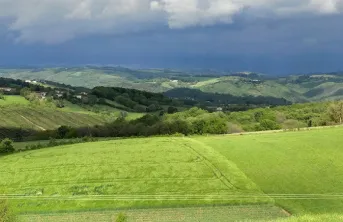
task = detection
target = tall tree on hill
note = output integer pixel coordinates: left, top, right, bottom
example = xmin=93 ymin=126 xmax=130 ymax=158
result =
xmin=328 ymin=101 xmax=343 ymax=124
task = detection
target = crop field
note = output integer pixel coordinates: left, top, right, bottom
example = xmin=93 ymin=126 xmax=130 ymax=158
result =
xmin=0 ymin=137 xmax=275 ymax=215
xmin=2 ymin=128 xmax=343 ymax=221
xmin=197 ymin=127 xmax=343 ymax=215
xmin=0 ymin=105 xmax=109 ymax=130
xmin=0 ymin=96 xmax=30 ymax=105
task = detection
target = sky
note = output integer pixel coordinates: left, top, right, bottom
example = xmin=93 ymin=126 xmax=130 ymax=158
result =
xmin=1 ymin=0 xmax=343 ymax=74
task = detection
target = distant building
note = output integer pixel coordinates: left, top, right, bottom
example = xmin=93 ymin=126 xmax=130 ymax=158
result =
xmin=25 ymin=80 xmax=32 ymax=83
xmin=80 ymin=92 xmax=88 ymax=96
xmin=56 ymin=93 xmax=64 ymax=98
xmin=75 ymin=95 xmax=82 ymax=99
xmin=216 ymin=107 xmax=223 ymax=112
xmin=0 ymin=87 xmax=14 ymax=92
xmin=170 ymin=80 xmax=178 ymax=83
xmin=36 ymin=92 xmax=47 ymax=99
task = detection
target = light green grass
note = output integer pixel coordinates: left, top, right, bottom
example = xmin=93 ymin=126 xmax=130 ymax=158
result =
xmin=196 ymin=127 xmax=343 ymax=215
xmin=266 ymin=214 xmax=343 ymax=222
xmin=20 ymin=205 xmax=288 ymax=222
xmin=0 ymin=137 xmax=270 ymax=214
xmin=0 ymin=96 xmax=29 ymax=105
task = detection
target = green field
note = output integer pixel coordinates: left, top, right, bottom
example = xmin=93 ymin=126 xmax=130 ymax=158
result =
xmin=0 ymin=138 xmax=273 ymax=214
xmin=197 ymin=128 xmax=343 ymax=215
xmin=2 ymin=128 xmax=343 ymax=221
xmin=0 ymin=96 xmax=30 ymax=105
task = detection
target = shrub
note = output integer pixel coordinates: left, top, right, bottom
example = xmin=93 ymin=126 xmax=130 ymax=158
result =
xmin=227 ymin=123 xmax=244 ymax=134
xmin=258 ymin=119 xmax=282 ymax=131
xmin=0 ymin=139 xmax=15 ymax=154
xmin=282 ymin=119 xmax=307 ymax=130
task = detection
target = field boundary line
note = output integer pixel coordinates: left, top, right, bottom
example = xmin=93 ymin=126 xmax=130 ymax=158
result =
xmin=182 ymin=138 xmax=269 ymax=203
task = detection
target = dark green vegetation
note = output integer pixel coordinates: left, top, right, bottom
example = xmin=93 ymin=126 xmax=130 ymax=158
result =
xmin=3 ymin=67 xmax=343 ymax=103
xmin=23 ymin=100 xmax=342 ymax=142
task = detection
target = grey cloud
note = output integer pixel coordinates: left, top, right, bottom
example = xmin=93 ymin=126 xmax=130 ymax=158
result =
xmin=0 ymin=0 xmax=342 ymax=43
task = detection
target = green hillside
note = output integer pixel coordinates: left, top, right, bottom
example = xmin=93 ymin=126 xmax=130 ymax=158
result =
xmin=0 ymin=105 xmax=109 ymax=131
xmin=3 ymin=67 xmax=343 ymax=103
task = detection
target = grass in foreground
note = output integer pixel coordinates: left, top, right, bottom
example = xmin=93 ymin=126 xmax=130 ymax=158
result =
xmin=0 ymin=138 xmax=270 ymax=214
xmin=196 ymin=127 xmax=343 ymax=215
xmin=20 ymin=205 xmax=288 ymax=222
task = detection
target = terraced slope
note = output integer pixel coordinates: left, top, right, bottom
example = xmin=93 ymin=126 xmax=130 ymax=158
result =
xmin=0 ymin=137 xmax=273 ymax=214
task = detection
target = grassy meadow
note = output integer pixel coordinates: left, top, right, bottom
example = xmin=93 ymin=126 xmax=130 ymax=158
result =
xmin=0 ymin=137 xmax=272 ymax=214
xmin=0 ymin=96 xmax=30 ymax=105
xmin=197 ymin=127 xmax=343 ymax=215
xmin=1 ymin=127 xmax=343 ymax=221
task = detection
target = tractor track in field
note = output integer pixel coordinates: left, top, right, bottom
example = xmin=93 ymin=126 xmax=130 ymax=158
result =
xmin=20 ymin=115 xmax=46 ymax=131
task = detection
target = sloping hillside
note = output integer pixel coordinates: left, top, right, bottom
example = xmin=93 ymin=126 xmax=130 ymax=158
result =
xmin=0 ymin=105 xmax=108 ymax=131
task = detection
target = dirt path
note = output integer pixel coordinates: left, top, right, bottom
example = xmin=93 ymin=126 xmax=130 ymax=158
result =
xmin=20 ymin=115 xmax=46 ymax=131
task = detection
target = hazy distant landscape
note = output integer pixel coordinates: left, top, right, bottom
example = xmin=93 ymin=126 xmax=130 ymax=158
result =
xmin=2 ymin=67 xmax=343 ymax=104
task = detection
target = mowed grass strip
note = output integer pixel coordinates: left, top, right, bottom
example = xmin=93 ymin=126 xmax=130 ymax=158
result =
xmin=20 ymin=205 xmax=288 ymax=222
xmin=196 ymin=127 xmax=343 ymax=215
xmin=0 ymin=138 xmax=270 ymax=213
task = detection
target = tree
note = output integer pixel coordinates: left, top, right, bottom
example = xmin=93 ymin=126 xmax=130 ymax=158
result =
xmin=0 ymin=93 xmax=4 ymax=100
xmin=328 ymin=101 xmax=343 ymax=124
xmin=55 ymin=99 xmax=65 ymax=108
xmin=0 ymin=139 xmax=15 ymax=154
xmin=167 ymin=106 xmax=178 ymax=114
xmin=57 ymin=126 xmax=70 ymax=138
xmin=147 ymin=104 xmax=157 ymax=112
xmin=20 ymin=87 xmax=31 ymax=98
xmin=258 ymin=119 xmax=281 ymax=131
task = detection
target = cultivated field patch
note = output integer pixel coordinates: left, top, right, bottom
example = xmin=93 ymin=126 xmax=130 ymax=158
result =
xmin=0 ymin=138 xmax=271 ymax=213
xmin=0 ymin=105 xmax=108 ymax=130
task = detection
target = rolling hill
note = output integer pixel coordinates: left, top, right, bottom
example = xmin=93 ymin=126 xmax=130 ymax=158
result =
xmin=3 ymin=67 xmax=343 ymax=103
